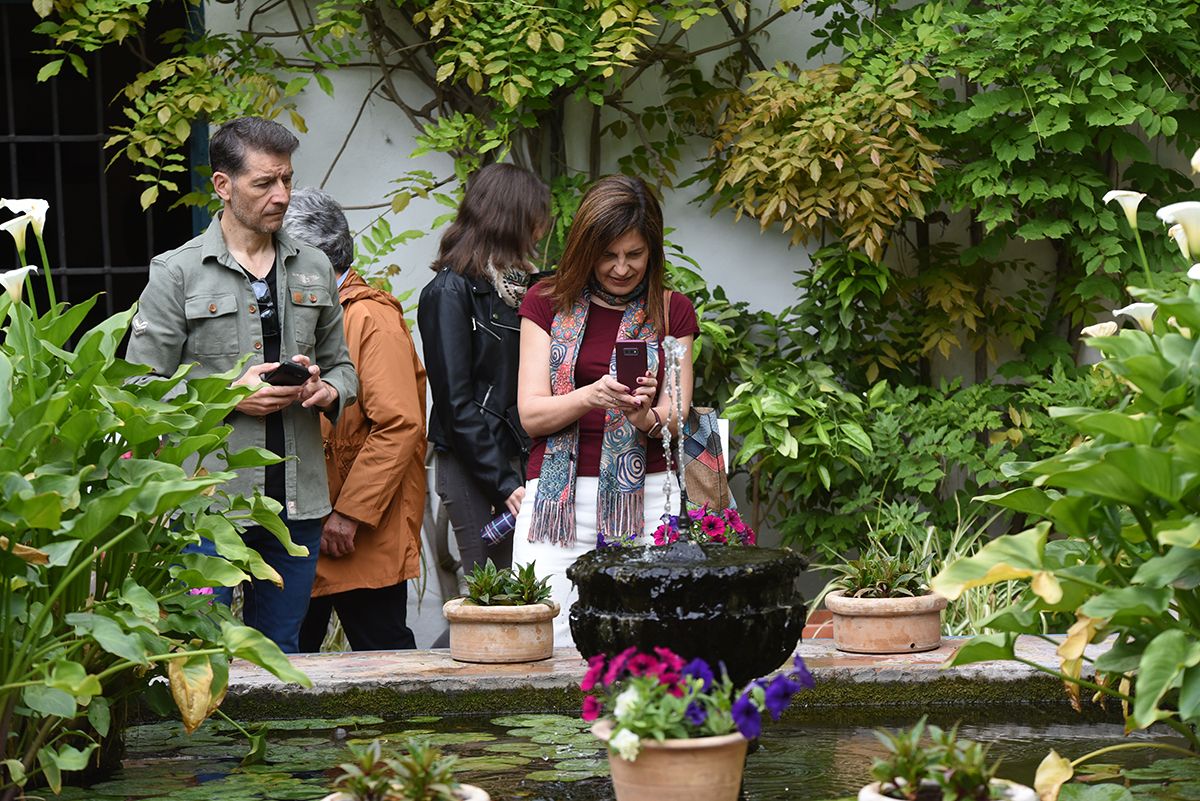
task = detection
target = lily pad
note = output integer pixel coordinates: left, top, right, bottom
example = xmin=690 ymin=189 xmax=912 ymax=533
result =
xmin=525 ymin=769 xmax=601 ymax=782
xmin=453 ymin=754 xmax=533 ymax=771
xmin=491 ymin=714 xmax=580 ymax=729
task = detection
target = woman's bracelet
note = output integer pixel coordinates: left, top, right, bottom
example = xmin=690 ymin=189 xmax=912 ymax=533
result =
xmin=645 ymin=408 xmax=664 ymax=438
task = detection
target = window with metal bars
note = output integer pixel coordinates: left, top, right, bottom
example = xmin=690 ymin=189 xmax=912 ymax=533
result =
xmin=0 ymin=1 xmax=197 ymax=335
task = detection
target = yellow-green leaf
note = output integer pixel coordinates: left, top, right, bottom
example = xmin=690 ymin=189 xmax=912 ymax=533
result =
xmin=1034 ymin=750 xmax=1073 ymax=801
xmin=435 ymin=62 xmax=455 ymax=83
xmin=139 ymin=185 xmax=159 ymax=210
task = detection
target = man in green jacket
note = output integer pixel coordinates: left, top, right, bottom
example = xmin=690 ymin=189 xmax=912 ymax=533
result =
xmin=126 ymin=117 xmax=358 ymax=653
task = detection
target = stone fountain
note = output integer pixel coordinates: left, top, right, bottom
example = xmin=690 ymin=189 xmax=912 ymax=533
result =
xmin=566 ymin=337 xmax=807 ymax=685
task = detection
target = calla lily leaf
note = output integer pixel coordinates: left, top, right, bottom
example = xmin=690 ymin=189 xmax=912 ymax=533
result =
xmin=1132 ymin=546 xmax=1200 ymax=589
xmin=0 ymin=536 xmax=49 ymax=565
xmin=1079 ymin=586 xmax=1170 ymax=620
xmin=943 ymin=632 xmax=1016 ymax=667
xmin=1035 ymin=749 xmax=1073 ymax=801
xmin=932 ymin=524 xmax=1049 ymax=600
xmin=1180 ymin=664 xmax=1200 ymax=725
xmin=1131 ymin=630 xmax=1200 ymax=729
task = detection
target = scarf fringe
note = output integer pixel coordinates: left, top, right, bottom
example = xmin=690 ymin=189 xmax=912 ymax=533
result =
xmin=528 ymin=497 xmax=577 ymax=548
xmin=597 ymin=488 xmax=645 ymax=547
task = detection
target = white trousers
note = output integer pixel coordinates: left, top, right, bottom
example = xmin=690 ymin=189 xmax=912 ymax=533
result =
xmin=512 ymin=473 xmax=672 ymax=648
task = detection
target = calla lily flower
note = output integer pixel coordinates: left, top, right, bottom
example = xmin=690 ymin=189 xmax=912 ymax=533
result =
xmin=1188 ymin=264 xmax=1200 ymax=281
xmin=1114 ymin=302 xmax=1157 ymax=333
xmin=1170 ymin=225 xmax=1192 ymax=262
xmin=1 ymin=214 xmax=31 ymax=256
xmin=1080 ymin=321 xmax=1118 ymax=338
xmin=1192 ymin=147 xmax=1200 ymax=175
xmin=1103 ymin=190 xmax=1145 ymax=229
xmin=1157 ymin=203 xmax=1200 ymax=260
xmin=0 ymin=265 xmax=39 ymax=302
xmin=1 ymin=198 xmax=49 ymax=237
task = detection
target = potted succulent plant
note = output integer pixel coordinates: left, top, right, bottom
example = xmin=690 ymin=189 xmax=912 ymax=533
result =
xmin=441 ymin=560 xmax=559 ymax=663
xmin=860 ymin=718 xmax=1035 ymax=801
xmin=320 ymin=738 xmax=489 ymax=801
xmin=816 ymin=534 xmax=947 ymax=654
xmin=582 ymin=646 xmax=814 ymax=801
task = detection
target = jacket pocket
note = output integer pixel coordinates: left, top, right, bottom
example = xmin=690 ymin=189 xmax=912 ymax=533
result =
xmin=288 ymin=287 xmax=334 ymax=351
xmin=184 ymin=293 xmax=239 ymax=355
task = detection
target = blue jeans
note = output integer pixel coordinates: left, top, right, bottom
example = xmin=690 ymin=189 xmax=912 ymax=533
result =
xmin=188 ymin=513 xmax=323 ymax=654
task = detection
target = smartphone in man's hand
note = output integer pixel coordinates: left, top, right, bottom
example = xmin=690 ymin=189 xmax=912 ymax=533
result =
xmin=261 ymin=361 xmax=311 ymax=386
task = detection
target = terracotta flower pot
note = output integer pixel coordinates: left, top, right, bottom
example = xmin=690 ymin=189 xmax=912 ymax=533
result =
xmin=825 ymin=590 xmax=947 ymax=654
xmin=591 ymin=719 xmax=748 ymax=801
xmin=320 ymin=785 xmax=490 ymax=801
xmin=857 ymin=779 xmax=1036 ymax=801
xmin=441 ymin=598 xmax=559 ymax=663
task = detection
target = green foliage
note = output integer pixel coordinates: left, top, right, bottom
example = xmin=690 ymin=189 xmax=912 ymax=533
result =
xmin=0 ymin=286 xmax=309 ymax=796
xmin=703 ymin=63 xmax=940 ymax=260
xmin=871 ymin=717 xmax=1003 ymax=801
xmin=331 ymin=738 xmax=462 ymax=801
xmin=935 ymin=220 xmax=1200 ymax=745
xmin=819 ymin=533 xmax=932 ymax=600
xmin=462 ymin=560 xmax=552 ymax=607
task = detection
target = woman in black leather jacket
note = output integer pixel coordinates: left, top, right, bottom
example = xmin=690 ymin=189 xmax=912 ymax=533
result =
xmin=418 ymin=163 xmax=550 ymax=580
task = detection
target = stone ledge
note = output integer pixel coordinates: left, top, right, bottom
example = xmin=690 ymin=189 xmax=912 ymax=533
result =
xmin=219 ymin=636 xmax=1094 ymax=720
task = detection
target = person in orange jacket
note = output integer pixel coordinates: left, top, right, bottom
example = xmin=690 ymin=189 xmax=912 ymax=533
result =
xmin=284 ymin=187 xmax=426 ymax=651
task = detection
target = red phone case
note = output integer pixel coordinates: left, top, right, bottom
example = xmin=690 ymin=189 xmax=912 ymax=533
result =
xmin=615 ymin=339 xmax=647 ymax=390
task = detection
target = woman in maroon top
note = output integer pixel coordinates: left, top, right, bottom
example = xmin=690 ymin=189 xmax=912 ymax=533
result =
xmin=514 ymin=175 xmax=699 ymax=646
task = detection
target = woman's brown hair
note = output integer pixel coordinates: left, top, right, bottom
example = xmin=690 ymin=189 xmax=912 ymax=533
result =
xmin=549 ymin=175 xmax=667 ymax=334
xmin=431 ymin=163 xmax=550 ymax=278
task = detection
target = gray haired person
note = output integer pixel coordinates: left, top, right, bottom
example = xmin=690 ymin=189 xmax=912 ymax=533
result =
xmin=284 ymin=187 xmax=428 ymax=653
xmin=126 ymin=118 xmax=358 ymax=653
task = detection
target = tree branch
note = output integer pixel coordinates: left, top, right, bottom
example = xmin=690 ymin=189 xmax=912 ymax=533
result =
xmin=320 ymin=75 xmax=387 ymax=188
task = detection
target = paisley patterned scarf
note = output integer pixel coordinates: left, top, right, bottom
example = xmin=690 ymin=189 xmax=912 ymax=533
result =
xmin=528 ymin=290 xmax=661 ymax=548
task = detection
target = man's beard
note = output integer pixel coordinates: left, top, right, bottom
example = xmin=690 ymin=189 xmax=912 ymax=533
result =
xmin=229 ymin=188 xmax=284 ymax=235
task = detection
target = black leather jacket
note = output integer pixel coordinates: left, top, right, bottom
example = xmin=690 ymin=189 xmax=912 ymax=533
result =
xmin=418 ymin=268 xmax=529 ymax=507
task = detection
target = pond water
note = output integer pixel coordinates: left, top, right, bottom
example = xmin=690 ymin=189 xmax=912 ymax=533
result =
xmin=50 ymin=710 xmax=1189 ymax=801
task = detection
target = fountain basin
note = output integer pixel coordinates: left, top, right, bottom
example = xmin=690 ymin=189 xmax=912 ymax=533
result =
xmin=566 ymin=542 xmax=807 ymax=684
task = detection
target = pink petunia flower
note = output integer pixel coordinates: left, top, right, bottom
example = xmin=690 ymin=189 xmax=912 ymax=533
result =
xmin=603 ymin=646 xmax=638 ymax=685
xmin=581 ymin=654 xmax=606 ymax=691
xmin=627 ymin=652 xmax=663 ymax=677
xmin=582 ymin=695 xmax=601 ymax=721
xmin=653 ymin=647 xmax=685 ymax=673
xmin=700 ymin=515 xmax=727 ymax=543
xmin=188 ymin=587 xmax=214 ymax=596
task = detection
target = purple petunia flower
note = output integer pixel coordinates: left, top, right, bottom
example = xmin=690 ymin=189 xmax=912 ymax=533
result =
xmin=685 ymin=702 xmax=707 ymax=726
xmin=682 ymin=657 xmax=714 ymax=691
xmin=764 ymin=674 xmax=800 ymax=721
xmin=731 ymin=693 xmax=761 ymax=739
xmin=791 ymin=655 xmax=815 ymax=689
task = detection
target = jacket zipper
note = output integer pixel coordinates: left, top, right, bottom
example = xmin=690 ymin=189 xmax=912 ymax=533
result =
xmin=472 ymin=317 xmax=501 ymax=341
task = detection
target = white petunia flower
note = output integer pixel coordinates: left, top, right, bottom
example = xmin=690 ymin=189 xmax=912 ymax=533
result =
xmin=614 ymin=687 xmax=640 ymax=721
xmin=1114 ymin=302 xmax=1157 ymax=333
xmin=1102 ymin=190 xmax=1145 ymax=229
xmin=0 ymin=265 xmax=39 ymax=302
xmin=1080 ymin=321 xmax=1118 ymax=338
xmin=0 ymin=199 xmax=49 ymax=237
xmin=610 ymin=728 xmax=641 ymax=762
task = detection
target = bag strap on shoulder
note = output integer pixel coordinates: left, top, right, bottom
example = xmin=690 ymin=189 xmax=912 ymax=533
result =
xmin=663 ymin=289 xmax=672 ymax=338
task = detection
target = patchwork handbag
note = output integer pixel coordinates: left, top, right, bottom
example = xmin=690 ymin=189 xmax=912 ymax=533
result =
xmin=662 ymin=291 xmax=736 ymax=511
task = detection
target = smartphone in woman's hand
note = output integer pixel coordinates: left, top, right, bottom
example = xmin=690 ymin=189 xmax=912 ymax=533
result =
xmin=615 ymin=339 xmax=647 ymax=391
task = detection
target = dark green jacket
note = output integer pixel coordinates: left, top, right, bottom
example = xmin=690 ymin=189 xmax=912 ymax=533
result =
xmin=126 ymin=216 xmax=358 ymax=520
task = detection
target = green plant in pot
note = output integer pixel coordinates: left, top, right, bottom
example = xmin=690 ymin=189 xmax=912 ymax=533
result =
xmin=0 ymin=203 xmax=310 ymax=800
xmin=441 ymin=560 xmax=558 ymax=663
xmin=815 ymin=524 xmax=948 ymax=654
xmin=320 ymin=738 xmax=489 ymax=801
xmin=860 ymin=718 xmax=1034 ymax=801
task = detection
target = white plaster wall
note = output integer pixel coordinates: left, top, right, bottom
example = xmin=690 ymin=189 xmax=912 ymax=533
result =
xmin=206 ymin=2 xmax=823 ymax=315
